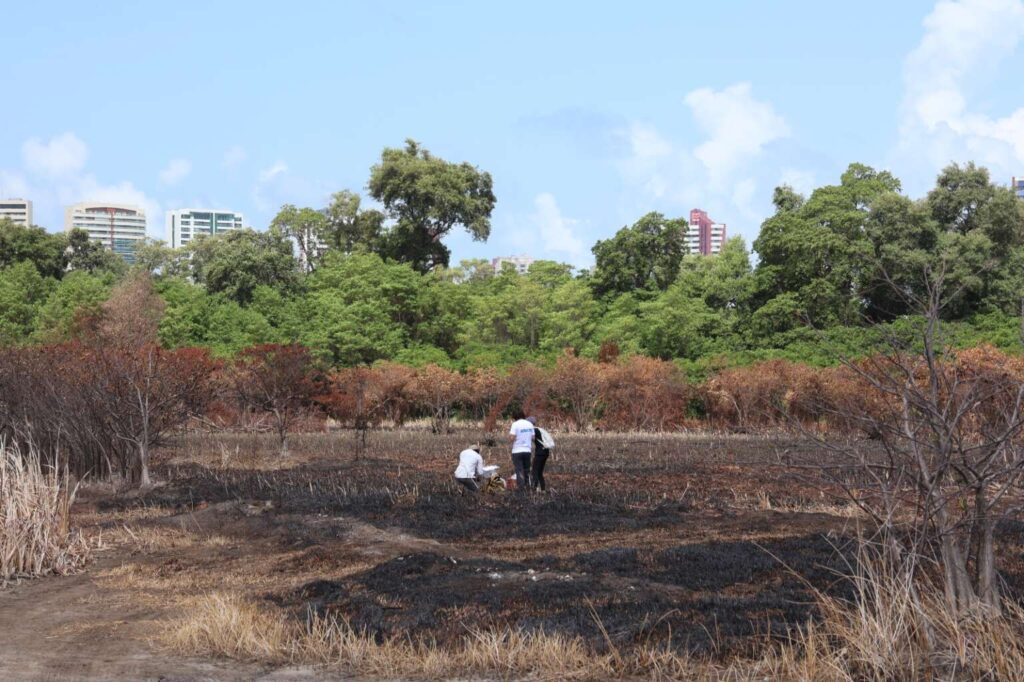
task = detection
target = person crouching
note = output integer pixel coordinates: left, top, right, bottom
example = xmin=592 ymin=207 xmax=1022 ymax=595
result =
xmin=454 ymin=444 xmax=485 ymax=493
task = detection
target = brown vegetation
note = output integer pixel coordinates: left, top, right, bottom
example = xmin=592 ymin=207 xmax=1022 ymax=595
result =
xmin=0 ymin=442 xmax=89 ymax=582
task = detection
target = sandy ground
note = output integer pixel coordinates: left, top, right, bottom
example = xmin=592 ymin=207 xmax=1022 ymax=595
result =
xmin=0 ymin=553 xmax=334 ymax=681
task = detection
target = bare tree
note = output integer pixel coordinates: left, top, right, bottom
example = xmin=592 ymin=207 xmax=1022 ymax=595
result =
xmin=801 ymin=266 xmax=1024 ymax=614
xmin=231 ymin=344 xmax=317 ymax=455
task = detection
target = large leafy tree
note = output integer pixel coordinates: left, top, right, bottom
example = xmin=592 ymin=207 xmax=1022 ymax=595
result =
xmin=0 ymin=219 xmax=68 ymax=279
xmin=590 ymin=212 xmax=687 ymax=299
xmin=270 ymin=204 xmax=329 ymax=273
xmin=753 ymin=163 xmax=902 ymax=331
xmin=323 ymin=190 xmax=386 ymax=254
xmin=0 ymin=261 xmax=54 ymax=343
xmin=187 ymin=228 xmax=300 ymax=305
xmin=925 ymin=162 xmax=1024 ymax=316
xmin=368 ymin=139 xmax=496 ymax=272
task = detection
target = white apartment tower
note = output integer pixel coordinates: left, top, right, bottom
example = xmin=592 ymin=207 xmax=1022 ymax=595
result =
xmin=0 ymin=199 xmax=33 ymax=226
xmin=166 ymin=208 xmax=245 ymax=249
xmin=64 ymin=203 xmax=147 ymax=263
xmin=491 ymin=255 xmax=535 ymax=274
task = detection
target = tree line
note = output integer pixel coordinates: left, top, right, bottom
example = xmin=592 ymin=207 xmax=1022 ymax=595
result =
xmin=0 ymin=144 xmax=1021 ymax=373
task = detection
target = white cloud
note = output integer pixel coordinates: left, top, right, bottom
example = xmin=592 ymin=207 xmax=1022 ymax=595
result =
xmin=223 ymin=145 xmax=247 ymax=168
xmin=22 ymin=132 xmax=88 ymax=177
xmin=898 ymin=0 xmax=1024 ymax=185
xmin=0 ymin=171 xmax=32 ymax=200
xmin=615 ymin=82 xmax=790 ymax=244
xmin=4 ymin=133 xmax=163 ymax=235
xmin=685 ymin=82 xmax=790 ymax=188
xmin=250 ymin=161 xmax=329 ymax=219
xmin=159 ymin=158 xmax=191 ymax=186
xmin=779 ymin=168 xmax=817 ymax=196
xmin=258 ymin=161 xmax=288 ymax=183
xmin=252 ymin=161 xmax=290 ymax=211
xmin=531 ymin=193 xmax=585 ymax=261
xmin=731 ymin=178 xmax=759 ymax=221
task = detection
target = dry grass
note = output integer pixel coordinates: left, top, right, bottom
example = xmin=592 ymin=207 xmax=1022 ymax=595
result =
xmin=749 ymin=547 xmax=1024 ymax=681
xmin=164 ymin=592 xmax=717 ymax=679
xmin=0 ymin=441 xmax=90 ymax=582
xmin=164 ymin=555 xmax=1024 ymax=682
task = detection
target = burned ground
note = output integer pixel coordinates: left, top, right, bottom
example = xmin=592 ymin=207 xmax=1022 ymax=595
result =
xmin=7 ymin=430 xmax=1022 ymax=678
xmin=99 ymin=432 xmax=867 ymax=656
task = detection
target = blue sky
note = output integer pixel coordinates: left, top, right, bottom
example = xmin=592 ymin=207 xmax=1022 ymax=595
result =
xmin=3 ymin=0 xmax=1024 ymax=268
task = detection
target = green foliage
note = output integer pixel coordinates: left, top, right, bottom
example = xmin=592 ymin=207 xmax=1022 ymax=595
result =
xmin=590 ymin=212 xmax=687 ymax=299
xmin=0 ymin=156 xmax=1021 ymax=373
xmin=0 ymin=219 xmax=67 ymax=279
xmin=368 ymin=139 xmax=496 ymax=272
xmin=0 ymin=262 xmax=55 ymax=344
xmin=33 ymin=270 xmax=112 ymax=342
xmin=187 ymin=228 xmax=300 ymax=305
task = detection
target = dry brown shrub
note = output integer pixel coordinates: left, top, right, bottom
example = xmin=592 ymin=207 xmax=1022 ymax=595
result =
xmin=600 ymin=356 xmax=690 ymax=431
xmin=369 ymin=362 xmax=416 ymax=427
xmin=548 ymin=352 xmax=604 ymax=432
xmin=704 ymin=360 xmax=794 ymax=429
xmin=406 ymin=364 xmax=466 ymax=434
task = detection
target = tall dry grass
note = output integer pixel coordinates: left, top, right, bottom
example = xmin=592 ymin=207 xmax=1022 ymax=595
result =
xmin=751 ymin=545 xmax=1024 ymax=681
xmin=167 ymin=558 xmax=1024 ymax=682
xmin=0 ymin=441 xmax=90 ymax=582
xmin=164 ymin=592 xmax=705 ymax=680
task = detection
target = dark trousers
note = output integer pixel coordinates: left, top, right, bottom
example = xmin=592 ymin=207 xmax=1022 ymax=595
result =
xmin=455 ymin=477 xmax=479 ymax=493
xmin=512 ymin=452 xmax=531 ymax=491
xmin=531 ymin=452 xmax=549 ymax=491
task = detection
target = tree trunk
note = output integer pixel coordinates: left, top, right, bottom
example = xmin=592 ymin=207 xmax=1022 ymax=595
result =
xmin=139 ymin=441 xmax=152 ymax=488
xmin=939 ymin=529 xmax=977 ymax=614
xmin=974 ymin=489 xmax=1001 ymax=612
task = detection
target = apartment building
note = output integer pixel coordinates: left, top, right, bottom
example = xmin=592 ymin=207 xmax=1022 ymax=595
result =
xmin=686 ymin=209 xmax=726 ymax=256
xmin=64 ymin=203 xmax=147 ymax=263
xmin=0 ymin=198 xmax=32 ymax=226
xmin=166 ymin=208 xmax=244 ymax=249
xmin=491 ymin=255 xmax=535 ymax=274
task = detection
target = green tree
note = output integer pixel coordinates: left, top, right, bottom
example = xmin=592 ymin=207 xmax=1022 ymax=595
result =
xmin=133 ymin=238 xmax=189 ymax=278
xmin=753 ymin=163 xmax=902 ymax=330
xmin=590 ymin=212 xmax=687 ymax=299
xmin=0 ymin=261 xmax=55 ymax=344
xmin=156 ymin=277 xmax=212 ymax=348
xmin=187 ymin=228 xmax=300 ymax=305
xmin=368 ymin=139 xmax=496 ymax=272
xmin=301 ymin=252 xmax=422 ymax=364
xmin=33 ymin=270 xmax=112 ymax=341
xmin=0 ymin=219 xmax=68 ymax=279
xmin=205 ymin=298 xmax=278 ymax=356
xmin=323 ymin=190 xmax=385 ymax=254
xmin=925 ymin=162 xmax=1024 ymax=314
xmin=270 ymin=204 xmax=329 ymax=273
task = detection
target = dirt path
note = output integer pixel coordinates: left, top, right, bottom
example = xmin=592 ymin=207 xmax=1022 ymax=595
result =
xmin=0 ymin=527 xmax=371 ymax=681
xmin=0 ymin=498 xmax=471 ymax=681
xmin=0 ymin=556 xmax=252 ymax=680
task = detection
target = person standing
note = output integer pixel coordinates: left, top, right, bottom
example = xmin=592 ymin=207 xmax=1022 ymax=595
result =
xmin=508 ymin=414 xmax=535 ymax=492
xmin=454 ymin=444 xmax=485 ymax=493
xmin=531 ymin=421 xmax=554 ymax=492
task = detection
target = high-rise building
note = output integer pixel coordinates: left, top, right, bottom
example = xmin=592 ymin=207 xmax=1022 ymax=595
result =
xmin=686 ymin=209 xmax=727 ymax=256
xmin=0 ymin=199 xmax=32 ymax=226
xmin=1013 ymin=176 xmax=1024 ymax=199
xmin=491 ymin=255 xmax=535 ymax=274
xmin=64 ymin=203 xmax=147 ymax=263
xmin=166 ymin=208 xmax=244 ymax=249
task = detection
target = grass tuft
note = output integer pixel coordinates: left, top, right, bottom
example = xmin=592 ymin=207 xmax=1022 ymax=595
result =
xmin=0 ymin=440 xmax=90 ymax=583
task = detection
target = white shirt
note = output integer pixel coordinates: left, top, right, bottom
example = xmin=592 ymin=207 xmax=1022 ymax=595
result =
xmin=454 ymin=449 xmax=485 ymax=479
xmin=509 ymin=419 xmax=535 ymax=454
